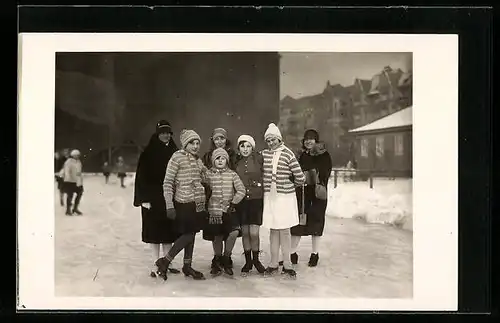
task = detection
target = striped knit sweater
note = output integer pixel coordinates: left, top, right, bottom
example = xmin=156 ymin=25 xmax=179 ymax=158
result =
xmin=205 ymin=167 xmax=246 ymax=215
xmin=163 ymin=150 xmax=206 ymax=210
xmin=261 ymin=144 xmax=306 ymax=194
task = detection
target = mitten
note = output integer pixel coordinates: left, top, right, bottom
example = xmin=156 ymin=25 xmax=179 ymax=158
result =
xmin=209 ymin=213 xmax=223 ymax=225
xmin=166 ymin=208 xmax=176 ymax=220
xmin=227 ymin=203 xmax=237 ymax=214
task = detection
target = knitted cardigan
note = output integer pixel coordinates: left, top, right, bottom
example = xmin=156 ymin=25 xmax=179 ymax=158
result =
xmin=261 ymin=144 xmax=306 ymax=194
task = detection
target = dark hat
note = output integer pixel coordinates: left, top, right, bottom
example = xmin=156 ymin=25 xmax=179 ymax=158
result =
xmin=156 ymin=120 xmax=173 ymax=134
xmin=303 ymin=129 xmax=319 ymax=141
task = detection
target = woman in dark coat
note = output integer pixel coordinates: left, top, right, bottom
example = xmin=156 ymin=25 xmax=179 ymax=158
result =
xmin=133 ymin=120 xmax=181 ymax=277
xmin=290 ymin=129 xmax=333 ymax=267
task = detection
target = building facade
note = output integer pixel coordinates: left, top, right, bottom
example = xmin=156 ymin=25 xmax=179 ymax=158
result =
xmin=348 ymin=106 xmax=412 ymax=177
xmin=278 ymin=65 xmax=413 ymax=167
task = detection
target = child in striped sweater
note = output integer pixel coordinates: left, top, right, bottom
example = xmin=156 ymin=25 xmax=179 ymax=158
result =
xmin=203 ymin=148 xmax=246 ymax=277
xmin=155 ymin=129 xmax=207 ymax=281
xmin=261 ymin=123 xmax=306 ymax=278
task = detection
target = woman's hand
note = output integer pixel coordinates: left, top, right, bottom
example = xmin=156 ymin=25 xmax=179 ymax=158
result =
xmin=141 ymin=202 xmax=151 ymax=209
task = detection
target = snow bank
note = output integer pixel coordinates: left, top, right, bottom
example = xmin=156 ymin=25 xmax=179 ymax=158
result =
xmin=326 ymin=178 xmax=413 ymax=231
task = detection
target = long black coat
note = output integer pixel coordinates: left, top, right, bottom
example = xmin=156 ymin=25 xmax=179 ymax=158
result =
xmin=133 ymin=134 xmax=180 ymax=243
xmin=291 ymin=143 xmax=333 ymax=237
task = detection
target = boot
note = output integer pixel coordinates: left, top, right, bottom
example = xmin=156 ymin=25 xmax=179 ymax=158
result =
xmin=241 ymin=251 xmax=253 ymax=276
xmin=182 ymin=265 xmax=206 ymax=280
xmin=264 ymin=266 xmax=279 ymax=277
xmin=73 ymin=208 xmax=83 ymax=215
xmin=291 ymin=252 xmax=299 ymax=265
xmin=210 ymin=255 xmax=222 ymax=276
xmin=65 ymin=206 xmax=72 ymax=216
xmin=252 ymin=251 xmax=266 ymax=274
xmin=282 ymin=267 xmax=297 ymax=278
xmin=221 ymin=255 xmax=234 ymax=276
xmin=155 ymin=257 xmax=170 ymax=280
xmin=308 ymin=253 xmax=319 ymax=267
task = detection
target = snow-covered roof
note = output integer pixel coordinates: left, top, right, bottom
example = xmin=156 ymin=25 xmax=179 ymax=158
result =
xmin=349 ymin=106 xmax=412 ymax=133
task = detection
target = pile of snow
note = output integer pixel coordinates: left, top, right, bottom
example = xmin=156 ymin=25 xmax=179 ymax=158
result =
xmin=326 ymin=178 xmax=413 ymax=231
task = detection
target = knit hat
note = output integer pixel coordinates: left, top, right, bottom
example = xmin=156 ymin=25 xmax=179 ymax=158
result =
xmin=179 ymin=129 xmax=201 ymax=149
xmin=237 ymin=135 xmax=256 ymax=150
xmin=70 ymin=149 xmax=80 ymax=157
xmin=303 ymin=129 xmax=319 ymax=141
xmin=264 ymin=123 xmax=282 ymax=141
xmin=211 ymin=147 xmax=229 ymax=166
xmin=212 ymin=127 xmax=227 ymax=139
xmin=156 ymin=120 xmax=173 ymax=134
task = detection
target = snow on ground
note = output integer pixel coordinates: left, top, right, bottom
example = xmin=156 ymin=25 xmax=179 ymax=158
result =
xmin=55 ymin=175 xmax=413 ymax=298
xmin=326 ymin=176 xmax=413 ymax=231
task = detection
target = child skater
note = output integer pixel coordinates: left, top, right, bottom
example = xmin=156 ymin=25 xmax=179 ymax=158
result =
xmin=60 ymin=149 xmax=84 ymax=215
xmin=204 ymin=147 xmax=246 ymax=277
xmin=234 ymin=135 xmax=266 ymax=276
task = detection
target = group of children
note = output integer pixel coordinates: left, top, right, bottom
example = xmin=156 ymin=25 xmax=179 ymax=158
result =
xmin=102 ymin=156 xmax=128 ymax=188
xmin=151 ymin=123 xmax=312 ymax=281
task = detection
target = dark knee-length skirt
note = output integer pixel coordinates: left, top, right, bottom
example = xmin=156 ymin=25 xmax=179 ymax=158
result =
xmin=237 ymin=198 xmax=263 ymax=226
xmin=291 ymin=185 xmax=328 ymax=237
xmin=173 ymin=201 xmax=206 ymax=235
xmin=141 ymin=205 xmax=180 ymax=244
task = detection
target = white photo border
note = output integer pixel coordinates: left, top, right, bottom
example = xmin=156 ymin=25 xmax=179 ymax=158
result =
xmin=17 ymin=33 xmax=458 ymax=311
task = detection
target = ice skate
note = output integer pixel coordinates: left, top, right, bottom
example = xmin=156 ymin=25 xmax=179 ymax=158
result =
xmin=221 ymin=255 xmax=234 ymax=276
xmin=182 ymin=265 xmax=206 ymax=280
xmin=73 ymin=209 xmax=83 ymax=215
xmin=264 ymin=266 xmax=279 ymax=277
xmin=210 ymin=256 xmax=222 ymax=276
xmin=308 ymin=253 xmax=319 ymax=267
xmin=252 ymin=251 xmax=266 ymax=274
xmin=282 ymin=268 xmax=297 ymax=279
xmin=240 ymin=251 xmax=253 ymax=277
xmin=167 ymin=266 xmax=181 ymax=274
xmin=155 ymin=257 xmax=170 ymax=281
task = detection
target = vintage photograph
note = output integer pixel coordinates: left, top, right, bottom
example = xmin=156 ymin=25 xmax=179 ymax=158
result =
xmin=53 ymin=51 xmax=413 ymax=298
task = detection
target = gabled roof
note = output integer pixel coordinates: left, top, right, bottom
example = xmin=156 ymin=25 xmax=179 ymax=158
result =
xmin=349 ymin=106 xmax=412 ymax=133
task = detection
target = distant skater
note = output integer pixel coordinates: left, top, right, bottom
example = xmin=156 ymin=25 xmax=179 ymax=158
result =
xmin=60 ymin=149 xmax=84 ymax=215
xmin=102 ymin=161 xmax=111 ymax=184
xmin=115 ymin=156 xmax=127 ymax=188
xmin=54 ymin=151 xmax=67 ymax=206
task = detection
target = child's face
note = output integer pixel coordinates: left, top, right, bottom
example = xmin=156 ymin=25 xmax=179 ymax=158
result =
xmin=214 ymin=156 xmax=227 ymax=169
xmin=266 ymin=136 xmax=281 ymax=150
xmin=239 ymin=141 xmax=253 ymax=157
xmin=186 ymin=139 xmax=200 ymax=155
xmin=213 ymin=135 xmax=226 ymax=148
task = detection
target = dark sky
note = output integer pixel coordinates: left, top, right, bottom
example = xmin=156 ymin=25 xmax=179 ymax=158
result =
xmin=279 ymin=52 xmax=412 ymax=99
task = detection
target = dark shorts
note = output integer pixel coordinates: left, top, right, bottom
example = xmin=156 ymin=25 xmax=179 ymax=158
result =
xmin=203 ymin=212 xmax=242 ymax=241
xmin=236 ymin=198 xmax=263 ymax=226
xmin=117 ymin=172 xmax=127 ymax=178
xmin=173 ymin=201 xmax=206 ymax=235
xmin=63 ymin=182 xmax=84 ymax=195
xmin=103 ymin=172 xmax=110 ymax=177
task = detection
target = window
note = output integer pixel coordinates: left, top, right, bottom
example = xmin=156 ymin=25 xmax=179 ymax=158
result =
xmin=361 ymin=139 xmax=368 ymax=157
xmin=395 ymin=134 xmax=404 ymax=156
xmin=376 ymin=136 xmax=385 ymax=157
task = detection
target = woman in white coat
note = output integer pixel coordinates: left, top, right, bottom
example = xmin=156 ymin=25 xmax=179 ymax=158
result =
xmin=261 ymin=123 xmax=305 ymax=278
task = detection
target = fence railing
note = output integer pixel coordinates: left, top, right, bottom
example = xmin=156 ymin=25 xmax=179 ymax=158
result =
xmin=330 ymin=168 xmax=412 ymax=189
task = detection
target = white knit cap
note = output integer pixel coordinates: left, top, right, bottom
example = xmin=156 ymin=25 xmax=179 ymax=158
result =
xmin=237 ymin=134 xmax=256 ymax=150
xmin=264 ymin=123 xmax=282 ymax=141
xmin=70 ymin=149 xmax=81 ymax=157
